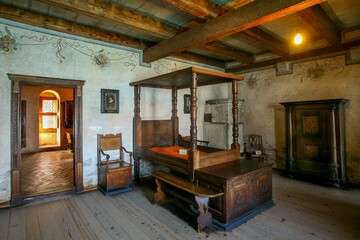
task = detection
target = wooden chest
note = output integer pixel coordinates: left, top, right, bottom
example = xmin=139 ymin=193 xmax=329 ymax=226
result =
xmin=195 ymin=160 xmax=273 ymax=231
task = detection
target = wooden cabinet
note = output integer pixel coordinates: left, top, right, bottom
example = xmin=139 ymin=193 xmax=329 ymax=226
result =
xmin=62 ymin=100 xmax=74 ymax=128
xmin=196 ymin=160 xmax=273 ymax=231
xmin=281 ymin=99 xmax=348 ymax=186
xmin=98 ymin=163 xmax=132 ymax=194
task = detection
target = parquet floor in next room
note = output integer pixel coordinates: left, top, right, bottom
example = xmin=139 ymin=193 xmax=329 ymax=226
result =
xmin=21 ymin=150 xmax=74 ymax=198
xmin=1 ymin=164 xmax=359 ymax=240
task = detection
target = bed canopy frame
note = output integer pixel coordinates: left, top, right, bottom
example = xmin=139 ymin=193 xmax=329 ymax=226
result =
xmin=130 ymin=67 xmax=244 ymax=181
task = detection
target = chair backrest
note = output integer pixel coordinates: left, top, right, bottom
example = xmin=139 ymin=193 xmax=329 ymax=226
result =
xmin=245 ymin=134 xmax=263 ymax=153
xmin=97 ymin=133 xmax=122 ymax=163
xmin=98 ymin=133 xmax=122 ymax=150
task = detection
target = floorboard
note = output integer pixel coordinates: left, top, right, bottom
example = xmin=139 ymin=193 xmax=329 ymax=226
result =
xmin=0 ymin=173 xmax=359 ymax=240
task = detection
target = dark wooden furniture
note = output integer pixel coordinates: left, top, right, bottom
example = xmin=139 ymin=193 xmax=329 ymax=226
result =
xmin=244 ymin=134 xmax=268 ymax=162
xmin=152 ymin=170 xmax=223 ymax=232
xmin=179 ymin=134 xmax=209 ymax=147
xmin=130 ymin=67 xmax=244 ymax=182
xmin=130 ymin=67 xmax=272 ymax=231
xmin=65 ymin=132 xmax=74 ymax=152
xmin=196 ymin=160 xmax=272 ymax=231
xmin=281 ymin=99 xmax=348 ymax=187
xmin=62 ymin=100 xmax=74 ymax=128
xmin=97 ymin=133 xmax=133 ymax=195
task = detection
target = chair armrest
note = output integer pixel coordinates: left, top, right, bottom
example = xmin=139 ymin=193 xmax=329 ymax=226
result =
xmin=121 ymin=146 xmax=133 ymax=166
xmin=99 ymin=149 xmax=110 ymax=161
xmin=196 ymin=139 xmax=209 ymax=146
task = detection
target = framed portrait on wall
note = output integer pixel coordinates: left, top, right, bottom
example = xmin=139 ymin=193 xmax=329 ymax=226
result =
xmin=101 ymin=89 xmax=119 ymax=113
xmin=184 ymin=94 xmax=190 ymax=114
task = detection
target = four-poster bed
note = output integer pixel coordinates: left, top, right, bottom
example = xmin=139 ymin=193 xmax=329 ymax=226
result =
xmin=130 ymin=67 xmax=272 ymax=231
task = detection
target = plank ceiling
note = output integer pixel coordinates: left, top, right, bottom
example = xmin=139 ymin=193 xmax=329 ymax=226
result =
xmin=0 ymin=0 xmax=360 ymax=73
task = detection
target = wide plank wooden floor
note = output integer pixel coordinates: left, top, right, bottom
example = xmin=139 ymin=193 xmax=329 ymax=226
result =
xmin=0 ymin=172 xmax=359 ymax=240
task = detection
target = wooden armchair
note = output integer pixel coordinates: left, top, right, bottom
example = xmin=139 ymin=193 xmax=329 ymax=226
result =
xmin=97 ymin=133 xmax=132 ymax=195
xmin=244 ymin=134 xmax=268 ymax=162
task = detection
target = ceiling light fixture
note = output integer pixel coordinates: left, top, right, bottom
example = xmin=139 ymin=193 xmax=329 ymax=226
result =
xmin=294 ymin=13 xmax=303 ymax=45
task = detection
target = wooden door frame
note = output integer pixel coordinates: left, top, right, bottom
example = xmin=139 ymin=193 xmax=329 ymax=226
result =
xmin=8 ymin=74 xmax=85 ymax=206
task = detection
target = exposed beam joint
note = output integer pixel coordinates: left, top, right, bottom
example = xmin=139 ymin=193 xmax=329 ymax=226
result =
xmin=226 ymin=39 xmax=360 ymax=73
xmin=237 ymin=28 xmax=290 ymax=56
xmin=38 ymin=0 xmax=249 ymax=64
xmin=171 ymin=52 xmax=225 ymax=68
xmin=0 ymin=3 xmax=223 ymax=68
xmin=144 ymin=0 xmax=325 ymax=63
xmin=298 ymin=5 xmax=340 ymax=44
xmin=200 ymin=42 xmax=254 ymax=63
xmin=38 ymin=0 xmax=179 ymax=38
xmin=164 ymin=0 xmax=289 ymax=58
xmin=0 ymin=3 xmax=149 ymax=50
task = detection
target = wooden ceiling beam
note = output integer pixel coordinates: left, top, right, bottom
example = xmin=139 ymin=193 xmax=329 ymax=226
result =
xmin=144 ymin=0 xmax=324 ymax=63
xmin=37 ymin=0 xmax=179 ymax=38
xmin=221 ymin=0 xmax=255 ymax=10
xmin=171 ymin=52 xmax=225 ymax=68
xmin=0 ymin=3 xmax=223 ymax=68
xmin=0 ymin=3 xmax=149 ymax=50
xmin=164 ymin=0 xmax=289 ymax=56
xmin=38 ymin=0 xmax=250 ymax=64
xmin=200 ymin=42 xmax=254 ymax=63
xmin=162 ymin=0 xmax=225 ymax=19
xmin=226 ymin=39 xmax=360 ymax=73
xmin=298 ymin=5 xmax=341 ymax=44
xmin=236 ymin=28 xmax=290 ymax=56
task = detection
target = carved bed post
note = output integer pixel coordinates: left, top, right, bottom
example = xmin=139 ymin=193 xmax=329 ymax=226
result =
xmin=133 ymin=85 xmax=141 ymax=182
xmin=190 ymin=72 xmax=198 ymax=152
xmin=172 ymin=87 xmax=179 ymax=146
xmin=189 ymin=71 xmax=199 ymax=181
xmin=231 ymin=80 xmax=240 ymax=153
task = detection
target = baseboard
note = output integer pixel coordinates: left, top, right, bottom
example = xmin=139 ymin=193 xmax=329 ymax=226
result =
xmin=0 ymin=200 xmax=10 ymax=209
xmin=97 ymin=185 xmax=132 ymax=196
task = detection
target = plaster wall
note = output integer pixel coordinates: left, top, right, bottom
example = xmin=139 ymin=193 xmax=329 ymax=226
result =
xmin=0 ymin=23 xmax=228 ymax=202
xmin=236 ymin=56 xmax=360 ymax=184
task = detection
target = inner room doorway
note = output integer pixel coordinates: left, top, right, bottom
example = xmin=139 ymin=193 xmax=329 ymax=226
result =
xmin=20 ymin=85 xmax=75 ymax=198
xmin=8 ymin=74 xmax=85 ymax=206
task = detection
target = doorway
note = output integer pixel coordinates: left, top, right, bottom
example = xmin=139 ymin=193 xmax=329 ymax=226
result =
xmin=20 ymin=85 xmax=75 ymax=198
xmin=8 ymin=74 xmax=85 ymax=206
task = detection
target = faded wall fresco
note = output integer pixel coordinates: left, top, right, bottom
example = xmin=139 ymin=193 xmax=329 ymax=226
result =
xmin=237 ymin=56 xmax=360 ymax=184
xmin=0 ymin=23 xmax=228 ymax=202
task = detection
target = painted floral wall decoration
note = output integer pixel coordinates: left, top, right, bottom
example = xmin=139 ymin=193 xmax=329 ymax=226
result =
xmin=0 ymin=27 xmax=17 ymax=53
xmin=153 ymin=59 xmax=181 ymax=75
xmin=0 ymin=26 xmax=138 ymax=70
xmin=294 ymin=56 xmax=344 ymax=82
xmin=242 ymin=69 xmax=273 ymax=89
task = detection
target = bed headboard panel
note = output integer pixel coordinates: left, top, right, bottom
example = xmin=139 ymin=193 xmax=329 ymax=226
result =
xmin=141 ymin=120 xmax=173 ymax=147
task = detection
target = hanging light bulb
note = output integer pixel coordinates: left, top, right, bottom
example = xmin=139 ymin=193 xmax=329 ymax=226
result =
xmin=293 ymin=12 xmax=303 ymax=45
xmin=294 ymin=32 xmax=303 ymax=44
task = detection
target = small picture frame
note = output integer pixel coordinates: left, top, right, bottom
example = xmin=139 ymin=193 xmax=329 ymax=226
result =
xmin=184 ymin=94 xmax=190 ymax=114
xmin=101 ymin=89 xmax=119 ymax=113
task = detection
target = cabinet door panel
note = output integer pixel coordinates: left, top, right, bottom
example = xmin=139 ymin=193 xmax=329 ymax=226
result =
xmin=229 ymin=181 xmax=252 ymax=219
xmin=295 ymin=109 xmax=329 ymax=177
